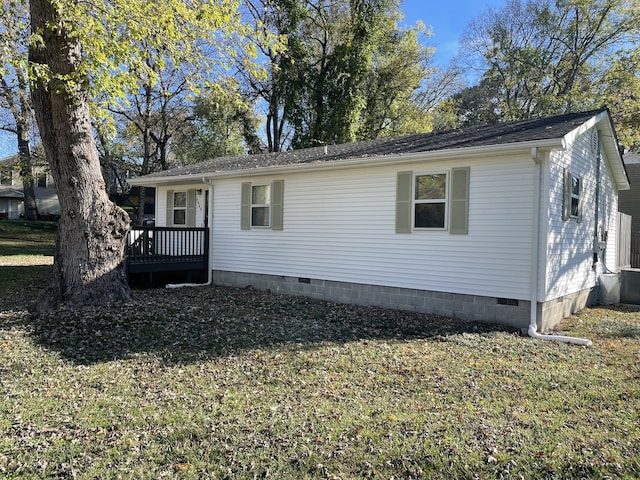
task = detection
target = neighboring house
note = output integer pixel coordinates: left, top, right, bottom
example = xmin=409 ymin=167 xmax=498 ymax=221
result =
xmin=619 ymin=152 xmax=640 ymax=269
xmin=106 ymin=163 xmax=156 ymax=224
xmin=0 ymin=186 xmax=23 ymax=219
xmin=619 ymin=152 xmax=640 ymax=233
xmin=129 ymin=109 xmax=630 ymax=333
xmin=0 ymin=154 xmax=155 ymax=222
xmin=0 ymin=154 xmax=60 ymax=218
xmin=0 ymin=159 xmax=21 ymax=218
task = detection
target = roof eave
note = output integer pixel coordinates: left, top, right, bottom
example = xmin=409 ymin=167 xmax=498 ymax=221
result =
xmin=129 ymin=138 xmax=564 ymax=187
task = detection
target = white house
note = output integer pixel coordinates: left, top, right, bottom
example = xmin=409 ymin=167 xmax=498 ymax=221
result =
xmin=0 ymin=187 xmax=23 ymax=219
xmin=129 ymin=109 xmax=630 ymax=334
xmin=0 ymin=154 xmax=60 ymax=218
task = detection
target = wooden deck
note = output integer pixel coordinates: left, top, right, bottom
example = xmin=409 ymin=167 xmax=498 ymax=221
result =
xmin=125 ymin=227 xmax=209 ymax=275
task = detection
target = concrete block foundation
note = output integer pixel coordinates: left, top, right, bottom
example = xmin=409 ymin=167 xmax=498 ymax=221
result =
xmin=211 ymin=270 xmax=598 ymax=332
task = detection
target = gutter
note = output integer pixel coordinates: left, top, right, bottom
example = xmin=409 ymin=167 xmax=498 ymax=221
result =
xmin=527 ymin=147 xmax=592 ymax=346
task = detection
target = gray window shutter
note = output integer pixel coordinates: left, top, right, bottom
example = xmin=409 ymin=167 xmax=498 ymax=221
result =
xmin=450 ymin=167 xmax=470 ymax=235
xmin=186 ymin=189 xmax=196 ymax=227
xmin=271 ymin=180 xmax=284 ymax=231
xmin=166 ymin=190 xmax=174 ymax=227
xmin=562 ymin=168 xmax=571 ymax=221
xmin=396 ymin=171 xmax=413 ymax=234
xmin=241 ymin=182 xmax=251 ymax=230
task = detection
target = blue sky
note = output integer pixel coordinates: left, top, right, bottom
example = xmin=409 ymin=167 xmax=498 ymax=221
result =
xmin=0 ymin=131 xmax=13 ymax=158
xmin=401 ymin=0 xmax=508 ymax=66
xmin=0 ymin=0 xmax=508 ymax=159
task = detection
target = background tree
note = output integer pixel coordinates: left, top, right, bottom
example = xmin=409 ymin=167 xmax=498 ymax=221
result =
xmin=286 ymin=0 xmax=423 ymax=147
xmin=240 ymin=0 xmax=305 ymax=152
xmin=0 ymin=0 xmax=37 ymax=220
xmin=27 ymin=0 xmax=265 ymax=310
xmin=600 ymin=46 xmax=640 ymax=152
xmin=357 ymin=21 xmax=435 ymax=138
xmin=241 ymin=0 xmax=449 ymax=150
xmin=455 ymin=0 xmax=637 ymax=124
xmin=104 ymin=47 xmax=194 ymax=224
xmin=173 ymin=78 xmax=262 ymax=163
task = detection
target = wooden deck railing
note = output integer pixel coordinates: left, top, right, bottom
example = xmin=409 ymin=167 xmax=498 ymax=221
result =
xmin=125 ymin=226 xmax=209 ymax=274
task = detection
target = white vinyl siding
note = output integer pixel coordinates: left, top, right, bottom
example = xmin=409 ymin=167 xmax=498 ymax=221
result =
xmin=544 ymin=128 xmax=620 ymax=301
xmin=211 ymin=156 xmax=536 ymax=300
xmin=157 ymin=185 xmax=207 ymax=228
xmin=600 ymin=163 xmax=620 ymax=272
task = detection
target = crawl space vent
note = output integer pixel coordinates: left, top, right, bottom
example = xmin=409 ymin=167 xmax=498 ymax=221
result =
xmin=497 ymin=298 xmax=519 ymax=306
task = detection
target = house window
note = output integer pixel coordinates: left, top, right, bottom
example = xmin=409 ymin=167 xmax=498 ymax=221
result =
xmin=570 ymin=175 xmax=581 ymax=218
xmin=37 ymin=173 xmax=47 ymax=188
xmin=166 ymin=189 xmax=196 ymax=227
xmin=241 ymin=180 xmax=284 ymax=231
xmin=414 ymin=173 xmax=447 ymax=229
xmin=396 ymin=168 xmax=469 ymax=235
xmin=562 ymin=168 xmax=582 ymax=222
xmin=172 ymin=191 xmax=187 ymax=225
xmin=251 ymin=184 xmax=271 ymax=227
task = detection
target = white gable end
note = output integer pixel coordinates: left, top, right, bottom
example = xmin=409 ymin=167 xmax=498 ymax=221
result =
xmin=543 ymin=127 xmax=621 ymax=301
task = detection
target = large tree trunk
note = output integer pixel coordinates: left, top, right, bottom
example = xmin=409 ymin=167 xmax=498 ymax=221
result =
xmin=17 ymin=123 xmax=38 ymax=221
xmin=29 ymin=0 xmax=136 ymax=311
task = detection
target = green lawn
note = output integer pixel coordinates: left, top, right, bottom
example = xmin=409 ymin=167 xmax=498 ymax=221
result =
xmin=0 ymin=219 xmax=56 ymax=258
xmin=1 ymin=222 xmax=639 ymax=479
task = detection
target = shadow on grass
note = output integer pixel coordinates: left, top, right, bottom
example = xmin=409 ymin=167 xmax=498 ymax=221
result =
xmin=0 ymin=243 xmax=55 ymax=256
xmin=0 ymin=220 xmax=57 ymax=256
xmin=0 ymin=265 xmax=50 ymax=312
xmin=3 ymin=285 xmax=518 ymax=365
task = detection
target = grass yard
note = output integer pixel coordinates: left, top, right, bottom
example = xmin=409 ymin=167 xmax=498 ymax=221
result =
xmin=1 ymin=221 xmax=639 ymax=479
xmin=0 ymin=219 xmax=56 ymax=264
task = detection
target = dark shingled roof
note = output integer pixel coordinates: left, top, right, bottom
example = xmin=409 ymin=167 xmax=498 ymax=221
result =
xmin=145 ymin=109 xmax=604 ymax=179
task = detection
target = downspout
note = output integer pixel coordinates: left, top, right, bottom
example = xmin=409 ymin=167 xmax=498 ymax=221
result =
xmin=166 ymin=178 xmax=215 ymax=288
xmin=527 ymin=147 xmax=592 ymax=346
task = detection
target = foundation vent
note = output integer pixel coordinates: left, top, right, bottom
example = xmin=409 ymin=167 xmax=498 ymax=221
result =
xmin=497 ymin=298 xmax=519 ymax=306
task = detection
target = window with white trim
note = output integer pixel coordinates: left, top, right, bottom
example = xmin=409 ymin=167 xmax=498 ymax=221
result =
xmin=251 ymin=184 xmax=271 ymax=227
xmin=570 ymin=175 xmax=581 ymax=218
xmin=241 ymin=180 xmax=284 ymax=231
xmin=166 ymin=189 xmax=196 ymax=227
xmin=396 ymin=169 xmax=468 ymax=234
xmin=414 ymin=172 xmax=447 ymax=229
xmin=172 ymin=191 xmax=187 ymax=225
xmin=562 ymin=168 xmax=582 ymax=222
